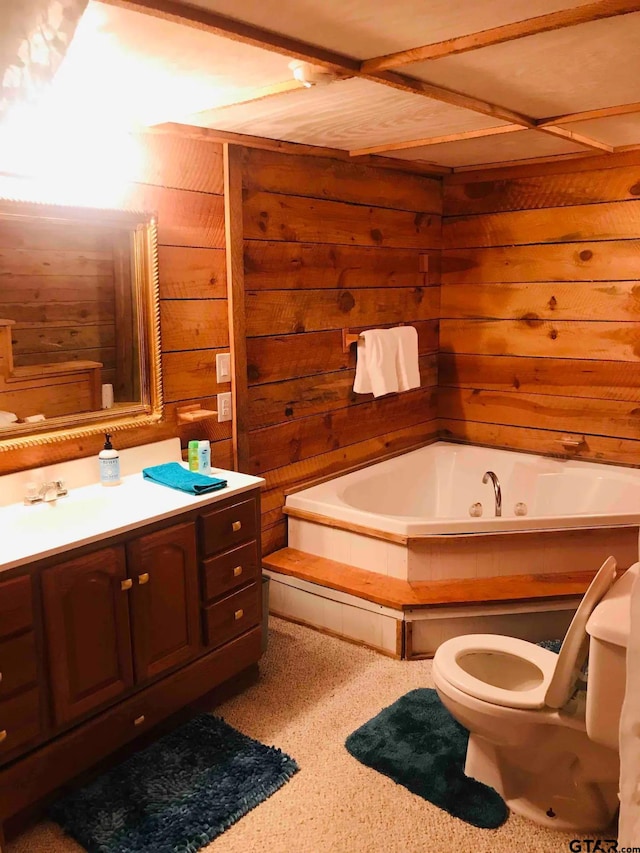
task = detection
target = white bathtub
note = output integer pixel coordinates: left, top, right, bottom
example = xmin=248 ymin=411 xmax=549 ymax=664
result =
xmin=285 ymin=442 xmax=640 ymax=539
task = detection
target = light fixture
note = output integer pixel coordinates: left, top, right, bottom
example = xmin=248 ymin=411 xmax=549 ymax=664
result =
xmin=288 ymin=60 xmax=341 ymax=88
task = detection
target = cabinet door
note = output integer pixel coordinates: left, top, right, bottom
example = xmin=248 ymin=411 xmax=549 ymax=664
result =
xmin=127 ymin=521 xmax=200 ymax=683
xmin=42 ymin=546 xmax=134 ymax=727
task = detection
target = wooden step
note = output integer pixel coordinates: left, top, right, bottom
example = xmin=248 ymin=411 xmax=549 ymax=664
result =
xmin=263 ymin=548 xmax=601 ymax=611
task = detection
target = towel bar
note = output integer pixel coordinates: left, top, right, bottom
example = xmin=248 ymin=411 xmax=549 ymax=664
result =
xmin=342 ymin=329 xmax=361 ymax=352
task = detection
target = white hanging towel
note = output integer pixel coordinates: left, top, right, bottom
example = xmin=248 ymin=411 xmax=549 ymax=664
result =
xmin=353 ymin=329 xmax=399 ymax=397
xmin=392 ymin=325 xmax=420 ymax=391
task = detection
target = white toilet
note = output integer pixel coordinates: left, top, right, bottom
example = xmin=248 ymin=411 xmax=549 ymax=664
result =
xmin=433 ymin=556 xmax=637 ymax=831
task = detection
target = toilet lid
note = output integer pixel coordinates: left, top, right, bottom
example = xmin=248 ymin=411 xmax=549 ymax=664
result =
xmin=544 ymin=555 xmax=617 ymax=708
xmin=433 ymin=634 xmax=558 ymax=709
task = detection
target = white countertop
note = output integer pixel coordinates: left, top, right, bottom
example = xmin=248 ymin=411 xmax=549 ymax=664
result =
xmin=0 ymin=466 xmax=265 ymax=573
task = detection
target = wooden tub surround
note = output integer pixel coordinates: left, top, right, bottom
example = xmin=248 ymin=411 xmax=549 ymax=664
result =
xmin=268 ymin=441 xmax=640 ymax=658
xmin=263 ymin=548 xmax=612 ymax=660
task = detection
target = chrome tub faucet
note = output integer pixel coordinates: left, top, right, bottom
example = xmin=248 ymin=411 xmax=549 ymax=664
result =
xmin=482 ymin=471 xmax=502 ymax=517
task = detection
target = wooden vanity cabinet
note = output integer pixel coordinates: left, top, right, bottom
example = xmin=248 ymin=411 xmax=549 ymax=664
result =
xmin=0 ymin=487 xmax=262 ymax=842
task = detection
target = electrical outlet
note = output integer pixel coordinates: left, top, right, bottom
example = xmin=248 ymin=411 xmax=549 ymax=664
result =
xmin=217 ymin=392 xmax=232 ymax=422
xmin=215 ymin=352 xmax=231 ymax=383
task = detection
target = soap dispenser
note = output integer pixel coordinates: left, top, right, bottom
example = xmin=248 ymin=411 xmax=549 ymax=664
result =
xmin=99 ymin=433 xmax=121 ymax=486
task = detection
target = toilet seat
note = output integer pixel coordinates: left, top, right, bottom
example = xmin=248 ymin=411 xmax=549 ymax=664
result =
xmin=433 ymin=635 xmax=558 ymax=709
xmin=433 ymin=555 xmax=618 ymax=712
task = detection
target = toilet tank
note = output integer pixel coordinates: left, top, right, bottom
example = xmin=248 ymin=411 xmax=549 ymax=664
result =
xmin=585 ymin=562 xmax=638 ymax=751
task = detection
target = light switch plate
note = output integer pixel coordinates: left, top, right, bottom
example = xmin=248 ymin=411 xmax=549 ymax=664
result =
xmin=215 ymin=352 xmax=231 ymax=383
xmin=217 ymin=392 xmax=232 ymax=422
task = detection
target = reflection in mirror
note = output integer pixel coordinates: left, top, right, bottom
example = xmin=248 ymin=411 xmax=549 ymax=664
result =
xmin=0 ymin=198 xmax=162 ymax=450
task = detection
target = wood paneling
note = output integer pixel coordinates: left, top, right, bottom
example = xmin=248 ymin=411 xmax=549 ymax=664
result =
xmin=240 ymin=150 xmax=441 ymax=553
xmin=246 ymin=321 xmax=439 ymax=385
xmin=444 ymin=163 xmax=640 ymax=215
xmin=444 ymin=201 xmax=640 ymax=248
xmin=246 ymin=287 xmax=438 ymax=337
xmin=244 ymin=241 xmax=428 ymax=290
xmin=157 ymin=247 xmax=226 ymax=300
xmin=240 ymin=147 xmax=442 ymax=213
xmin=442 ymin=158 xmax=640 ymax=465
xmin=243 ymin=191 xmax=440 ymax=249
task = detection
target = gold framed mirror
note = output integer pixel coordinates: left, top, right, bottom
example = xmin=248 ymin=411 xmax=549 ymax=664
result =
xmin=0 ymin=198 xmax=163 ymax=451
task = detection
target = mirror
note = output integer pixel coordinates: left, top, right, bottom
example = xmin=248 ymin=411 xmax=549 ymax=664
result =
xmin=0 ymin=197 xmax=162 ymax=450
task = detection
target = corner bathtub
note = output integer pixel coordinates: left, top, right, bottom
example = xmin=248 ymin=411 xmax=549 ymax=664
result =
xmin=286 ymin=442 xmax=640 ymax=538
xmin=284 ymin=442 xmax=639 ymax=585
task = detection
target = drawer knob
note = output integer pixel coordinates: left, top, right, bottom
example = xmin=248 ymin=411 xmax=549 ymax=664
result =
xmin=0 ymin=730 xmax=7 ymax=744
xmin=134 ymin=715 xmax=145 ymax=727
xmin=232 ymin=521 xmax=242 ymax=532
xmin=233 ymin=566 xmax=243 ymax=577
xmin=121 ymin=578 xmax=133 ymax=591
xmin=234 ymin=609 xmax=244 ymax=621
xmin=138 ymin=573 xmax=150 ymax=585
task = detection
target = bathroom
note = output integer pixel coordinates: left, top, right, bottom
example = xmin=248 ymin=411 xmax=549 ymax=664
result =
xmin=0 ymin=0 xmax=640 ymax=850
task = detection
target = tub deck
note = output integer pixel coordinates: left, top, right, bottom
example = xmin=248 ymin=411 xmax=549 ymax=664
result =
xmin=263 ymin=547 xmax=602 ymax=659
xmin=264 ymin=547 xmax=600 ymax=611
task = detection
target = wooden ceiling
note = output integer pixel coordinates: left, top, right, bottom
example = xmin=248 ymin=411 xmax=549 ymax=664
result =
xmin=93 ymin=0 xmax=640 ymax=171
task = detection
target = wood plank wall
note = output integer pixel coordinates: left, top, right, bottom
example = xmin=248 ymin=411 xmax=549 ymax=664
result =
xmin=238 ymin=147 xmax=442 ymax=553
xmin=440 ymin=150 xmax=640 ymax=466
xmin=0 ymin=131 xmax=232 ymax=474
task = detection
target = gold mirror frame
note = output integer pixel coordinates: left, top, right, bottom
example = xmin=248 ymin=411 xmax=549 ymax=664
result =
xmin=0 ymin=199 xmax=163 ymax=451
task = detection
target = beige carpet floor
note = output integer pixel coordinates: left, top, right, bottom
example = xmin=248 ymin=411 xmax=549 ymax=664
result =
xmin=9 ymin=617 xmax=611 ymax=853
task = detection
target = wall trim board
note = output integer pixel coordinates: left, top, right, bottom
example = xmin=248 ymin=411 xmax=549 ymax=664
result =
xmin=224 ymin=144 xmax=250 ymax=472
xmin=151 ymin=122 xmax=451 ymax=178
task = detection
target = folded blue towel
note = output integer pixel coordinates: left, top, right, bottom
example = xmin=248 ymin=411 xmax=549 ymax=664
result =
xmin=142 ymin=462 xmax=227 ymax=495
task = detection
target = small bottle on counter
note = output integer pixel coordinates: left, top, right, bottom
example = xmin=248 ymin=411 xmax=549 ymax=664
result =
xmin=198 ymin=439 xmax=211 ymax=475
xmin=99 ymin=434 xmax=121 ymax=486
xmin=188 ymin=440 xmax=199 ymax=472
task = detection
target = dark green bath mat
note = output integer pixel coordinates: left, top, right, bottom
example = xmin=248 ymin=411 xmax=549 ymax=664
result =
xmin=345 ymin=687 xmax=508 ymax=829
xmin=49 ymin=714 xmax=299 ymax=853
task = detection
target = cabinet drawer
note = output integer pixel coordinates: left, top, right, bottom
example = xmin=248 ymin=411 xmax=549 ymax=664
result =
xmin=199 ymin=498 xmax=257 ymax=557
xmin=202 ymin=541 xmax=259 ymax=602
xmin=0 ymin=688 xmax=41 ymax=762
xmin=203 ymin=583 xmax=260 ymax=648
xmin=0 ymin=632 xmax=37 ymax=699
xmin=0 ymin=575 xmax=33 ymax=639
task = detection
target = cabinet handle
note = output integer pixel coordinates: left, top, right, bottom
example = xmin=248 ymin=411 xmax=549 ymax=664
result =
xmin=134 ymin=715 xmax=145 ymax=726
xmin=233 ymin=566 xmax=243 ymax=577
xmin=121 ymin=578 xmax=133 ymax=591
xmin=138 ymin=573 xmax=150 ymax=585
xmin=234 ymin=609 xmax=244 ymax=621
xmin=232 ymin=521 xmax=242 ymax=532
xmin=0 ymin=730 xmax=7 ymax=744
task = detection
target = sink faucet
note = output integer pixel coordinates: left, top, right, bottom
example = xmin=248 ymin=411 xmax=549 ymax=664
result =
xmin=482 ymin=471 xmax=502 ymax=517
xmin=24 ymin=479 xmax=68 ymax=505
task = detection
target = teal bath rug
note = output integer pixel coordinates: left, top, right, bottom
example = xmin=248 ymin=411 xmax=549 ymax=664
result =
xmin=345 ymin=688 xmax=508 ymax=829
xmin=49 ymin=714 xmax=299 ymax=853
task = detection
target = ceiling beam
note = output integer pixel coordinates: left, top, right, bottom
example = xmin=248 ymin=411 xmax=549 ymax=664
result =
xmin=349 ymin=125 xmax=523 ymax=157
xmin=109 ymin=0 xmax=617 ymax=159
xmin=538 ymin=125 xmax=615 ymax=152
xmin=540 ymin=100 xmax=640 ymax=126
xmin=361 ymin=0 xmax=640 ymax=71
xmin=106 ymin=0 xmax=537 ymax=129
